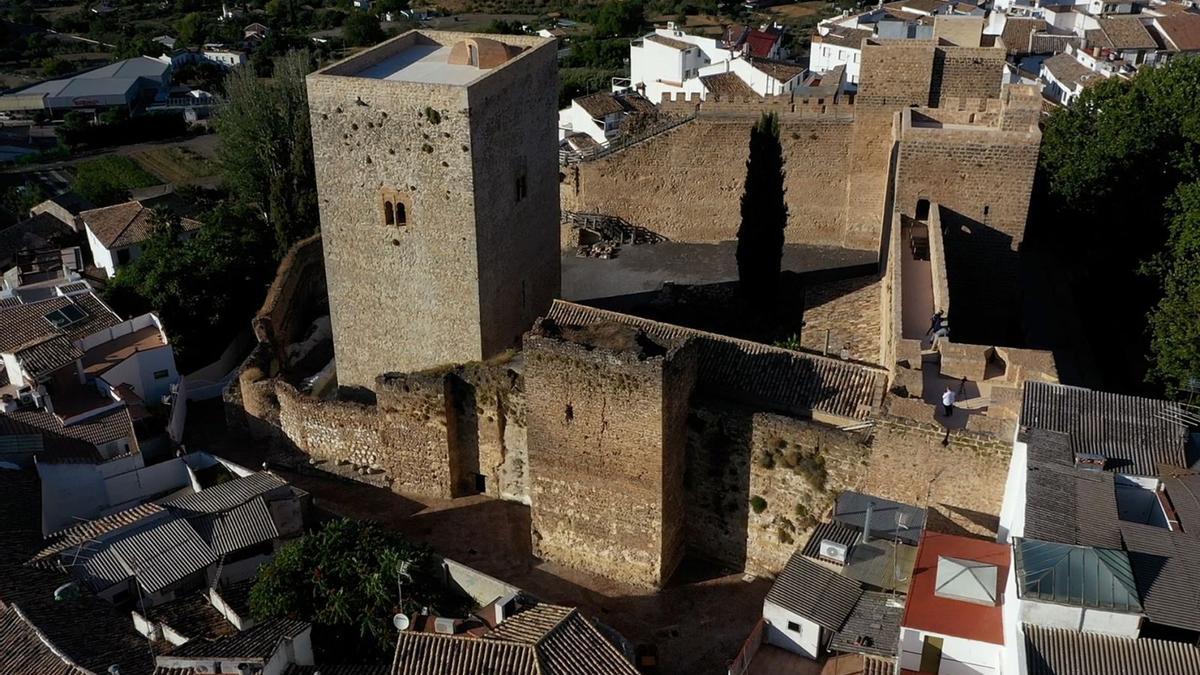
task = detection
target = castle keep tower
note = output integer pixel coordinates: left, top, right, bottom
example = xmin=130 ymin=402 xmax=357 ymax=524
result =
xmin=307 ymin=31 xmax=561 ymax=390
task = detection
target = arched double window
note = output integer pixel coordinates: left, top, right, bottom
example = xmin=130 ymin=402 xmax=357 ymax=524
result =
xmin=380 ymin=189 xmax=409 ymax=228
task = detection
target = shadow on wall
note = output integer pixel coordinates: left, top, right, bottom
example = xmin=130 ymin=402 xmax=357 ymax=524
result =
xmin=938 ymin=207 xmax=1020 ymax=345
xmin=683 ymin=404 xmax=754 ymax=574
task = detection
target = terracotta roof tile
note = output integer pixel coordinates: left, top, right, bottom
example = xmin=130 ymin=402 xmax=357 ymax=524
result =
xmin=0 ymin=604 xmax=92 ymax=675
xmin=79 ymin=200 xmax=202 ymax=250
xmin=1097 ymin=17 xmax=1158 ymax=49
xmin=700 ymin=72 xmax=760 ymax=98
xmin=1156 ymin=14 xmax=1200 ymax=50
xmin=574 ymin=92 xmax=625 ymax=118
xmin=644 ymin=34 xmax=693 ymax=51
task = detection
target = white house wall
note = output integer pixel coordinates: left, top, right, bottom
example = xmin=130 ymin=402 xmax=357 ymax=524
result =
xmin=762 ymin=600 xmax=822 ymax=658
xmin=98 ymin=344 xmax=178 ymax=405
xmin=900 ymin=627 xmax=1002 ymax=675
xmin=85 ymin=224 xmax=118 ymax=278
xmin=1019 ymin=599 xmax=1141 ymax=638
xmin=997 ymin=434 xmax=1027 ymax=543
xmin=810 ymin=43 xmax=862 ymax=84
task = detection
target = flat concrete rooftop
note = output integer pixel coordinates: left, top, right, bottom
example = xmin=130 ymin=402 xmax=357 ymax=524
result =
xmin=355 ymin=44 xmax=484 ymax=85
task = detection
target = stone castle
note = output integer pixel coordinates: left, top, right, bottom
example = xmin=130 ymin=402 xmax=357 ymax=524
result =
xmin=229 ymin=27 xmax=1058 ymax=588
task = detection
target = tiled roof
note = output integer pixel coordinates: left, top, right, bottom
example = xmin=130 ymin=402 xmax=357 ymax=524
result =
xmin=700 ymin=72 xmax=760 ymax=98
xmin=747 ymin=57 xmax=806 ymax=83
xmin=167 ymin=618 xmax=309 ymax=659
xmin=0 ymin=293 xmax=122 ymax=358
xmin=159 ymin=471 xmax=289 ymax=514
xmin=0 ymin=470 xmax=155 ymax=675
xmin=1021 ymin=445 xmax=1124 ymax=548
xmin=191 ymin=496 xmax=279 ymax=555
xmin=0 ymin=409 xmax=103 ymax=463
xmin=1013 ymin=537 xmax=1142 ymax=612
xmin=800 ymin=521 xmax=860 ymax=563
xmin=544 ymin=301 xmax=884 ymax=420
xmin=79 ymin=200 xmax=202 ymax=250
xmin=1020 ymin=381 xmax=1192 ymax=475
xmin=1097 ymin=17 xmax=1158 ymax=49
xmin=816 ymin=27 xmax=872 ymax=50
xmin=1041 ymin=53 xmax=1103 ymax=91
xmin=15 ymin=334 xmax=83 ymax=378
xmin=828 ymin=591 xmax=903 ymax=658
xmin=0 ymin=213 xmax=73 ymax=267
xmin=286 ymin=667 xmax=391 ymax=675
xmin=391 ymin=604 xmax=639 ymax=674
xmin=574 ymin=92 xmax=625 ymax=118
xmin=1024 ymin=624 xmax=1200 ymax=674
xmin=1120 ymin=523 xmax=1200 ymax=631
xmin=7 ymin=406 xmax=138 ymax=455
xmin=1161 ymin=467 xmax=1200 ymax=531
xmin=765 ymin=551 xmax=863 ymax=631
xmin=1156 ymin=14 xmax=1200 ymax=51
xmin=1000 ymin=18 xmax=1048 ymax=54
xmin=744 ymin=29 xmax=781 ymax=58
xmin=644 ymin=34 xmax=693 ymax=50
xmin=143 ymin=592 xmax=238 ymax=642
xmin=0 ymin=603 xmax=92 ymax=675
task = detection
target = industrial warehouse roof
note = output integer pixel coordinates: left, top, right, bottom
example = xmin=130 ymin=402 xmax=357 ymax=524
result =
xmin=1020 ymin=381 xmax=1193 ymax=475
xmin=765 ymin=552 xmax=863 ymax=631
xmin=545 ymin=301 xmax=884 ymax=420
xmin=390 ymin=603 xmax=640 ymax=674
xmin=4 ymin=56 xmax=168 ymax=100
xmin=1013 ymin=538 xmax=1142 ymax=613
xmin=1024 ymin=624 xmax=1200 ymax=674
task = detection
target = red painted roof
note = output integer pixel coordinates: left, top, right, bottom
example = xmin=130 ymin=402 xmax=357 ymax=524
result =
xmin=745 ymin=30 xmax=781 ymax=58
xmin=901 ymin=531 xmax=1010 ymax=645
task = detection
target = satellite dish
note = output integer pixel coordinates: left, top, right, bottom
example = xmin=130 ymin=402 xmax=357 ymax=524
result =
xmin=393 ymin=613 xmax=410 ymax=631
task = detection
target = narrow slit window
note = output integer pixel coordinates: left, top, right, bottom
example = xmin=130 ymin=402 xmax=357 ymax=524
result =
xmin=395 ymin=202 xmax=407 ymax=226
xmin=384 ymin=200 xmax=395 ymax=225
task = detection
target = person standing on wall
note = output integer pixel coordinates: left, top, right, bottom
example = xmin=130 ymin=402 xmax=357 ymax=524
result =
xmin=942 ymin=386 xmax=956 ymax=418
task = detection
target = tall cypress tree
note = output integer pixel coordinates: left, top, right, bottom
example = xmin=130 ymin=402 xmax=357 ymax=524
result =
xmin=736 ymin=112 xmax=788 ymax=301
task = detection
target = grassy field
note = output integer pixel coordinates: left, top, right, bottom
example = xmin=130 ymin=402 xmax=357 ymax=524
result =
xmin=72 ymin=155 xmax=160 ymax=205
xmin=131 ymin=146 xmax=217 ymax=186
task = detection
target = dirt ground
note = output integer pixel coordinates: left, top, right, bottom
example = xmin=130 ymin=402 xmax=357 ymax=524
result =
xmin=185 ymin=401 xmax=771 ymax=675
xmin=768 ymin=1 xmax=828 ymax=19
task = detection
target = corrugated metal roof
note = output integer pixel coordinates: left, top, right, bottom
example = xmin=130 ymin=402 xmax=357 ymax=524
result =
xmin=1013 ymin=538 xmax=1142 ymax=613
xmin=1122 ymin=528 xmax=1200 ymax=632
xmin=1024 ymin=624 xmax=1200 ymax=674
xmin=159 ymin=471 xmax=288 ymax=514
xmin=1020 ymin=381 xmax=1191 ymax=475
xmin=31 ymin=502 xmax=168 ymax=567
xmin=392 ymin=633 xmax=537 ymax=674
xmin=74 ymin=516 xmax=218 ymax=593
xmin=544 ymin=301 xmax=883 ymax=420
xmin=765 ymin=551 xmax=863 ymax=631
xmin=192 ymin=496 xmax=279 ymax=555
xmin=800 ymin=521 xmax=860 ymax=563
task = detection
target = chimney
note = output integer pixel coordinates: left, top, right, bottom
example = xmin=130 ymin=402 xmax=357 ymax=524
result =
xmin=862 ymin=500 xmax=875 ymax=544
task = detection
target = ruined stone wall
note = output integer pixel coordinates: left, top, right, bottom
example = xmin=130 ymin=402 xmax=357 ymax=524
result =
xmin=307 ymin=32 xmax=558 ymax=389
xmin=562 ymin=110 xmax=865 ymax=248
xmin=682 ymin=402 xmax=872 ymax=574
xmin=524 ymin=327 xmax=697 ymax=588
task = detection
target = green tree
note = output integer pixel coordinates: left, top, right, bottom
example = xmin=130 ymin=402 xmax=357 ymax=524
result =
xmin=177 ymin=12 xmax=207 ymax=46
xmin=342 ymin=11 xmax=384 ymax=46
xmin=1037 ymin=56 xmax=1200 ymax=396
xmin=592 ymin=0 xmax=645 ymax=37
xmin=106 ymin=199 xmax=275 ymax=366
xmin=736 ymin=112 xmax=787 ymax=301
xmin=249 ymin=519 xmax=465 ymax=660
xmin=1146 ymin=181 xmax=1200 ymax=396
xmin=40 ymin=57 xmax=74 ymax=77
xmin=215 ymin=50 xmax=318 ymax=256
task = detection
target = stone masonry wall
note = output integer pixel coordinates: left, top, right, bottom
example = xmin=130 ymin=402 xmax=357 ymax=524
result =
xmin=307 ymin=31 xmax=558 ymax=389
xmin=563 ymin=111 xmax=862 ymax=247
xmin=524 ymin=324 xmax=698 ymax=588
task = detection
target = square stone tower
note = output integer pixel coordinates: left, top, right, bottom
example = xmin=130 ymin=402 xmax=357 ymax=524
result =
xmin=523 ymin=318 xmax=698 ymax=588
xmin=307 ymin=31 xmax=561 ymax=390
